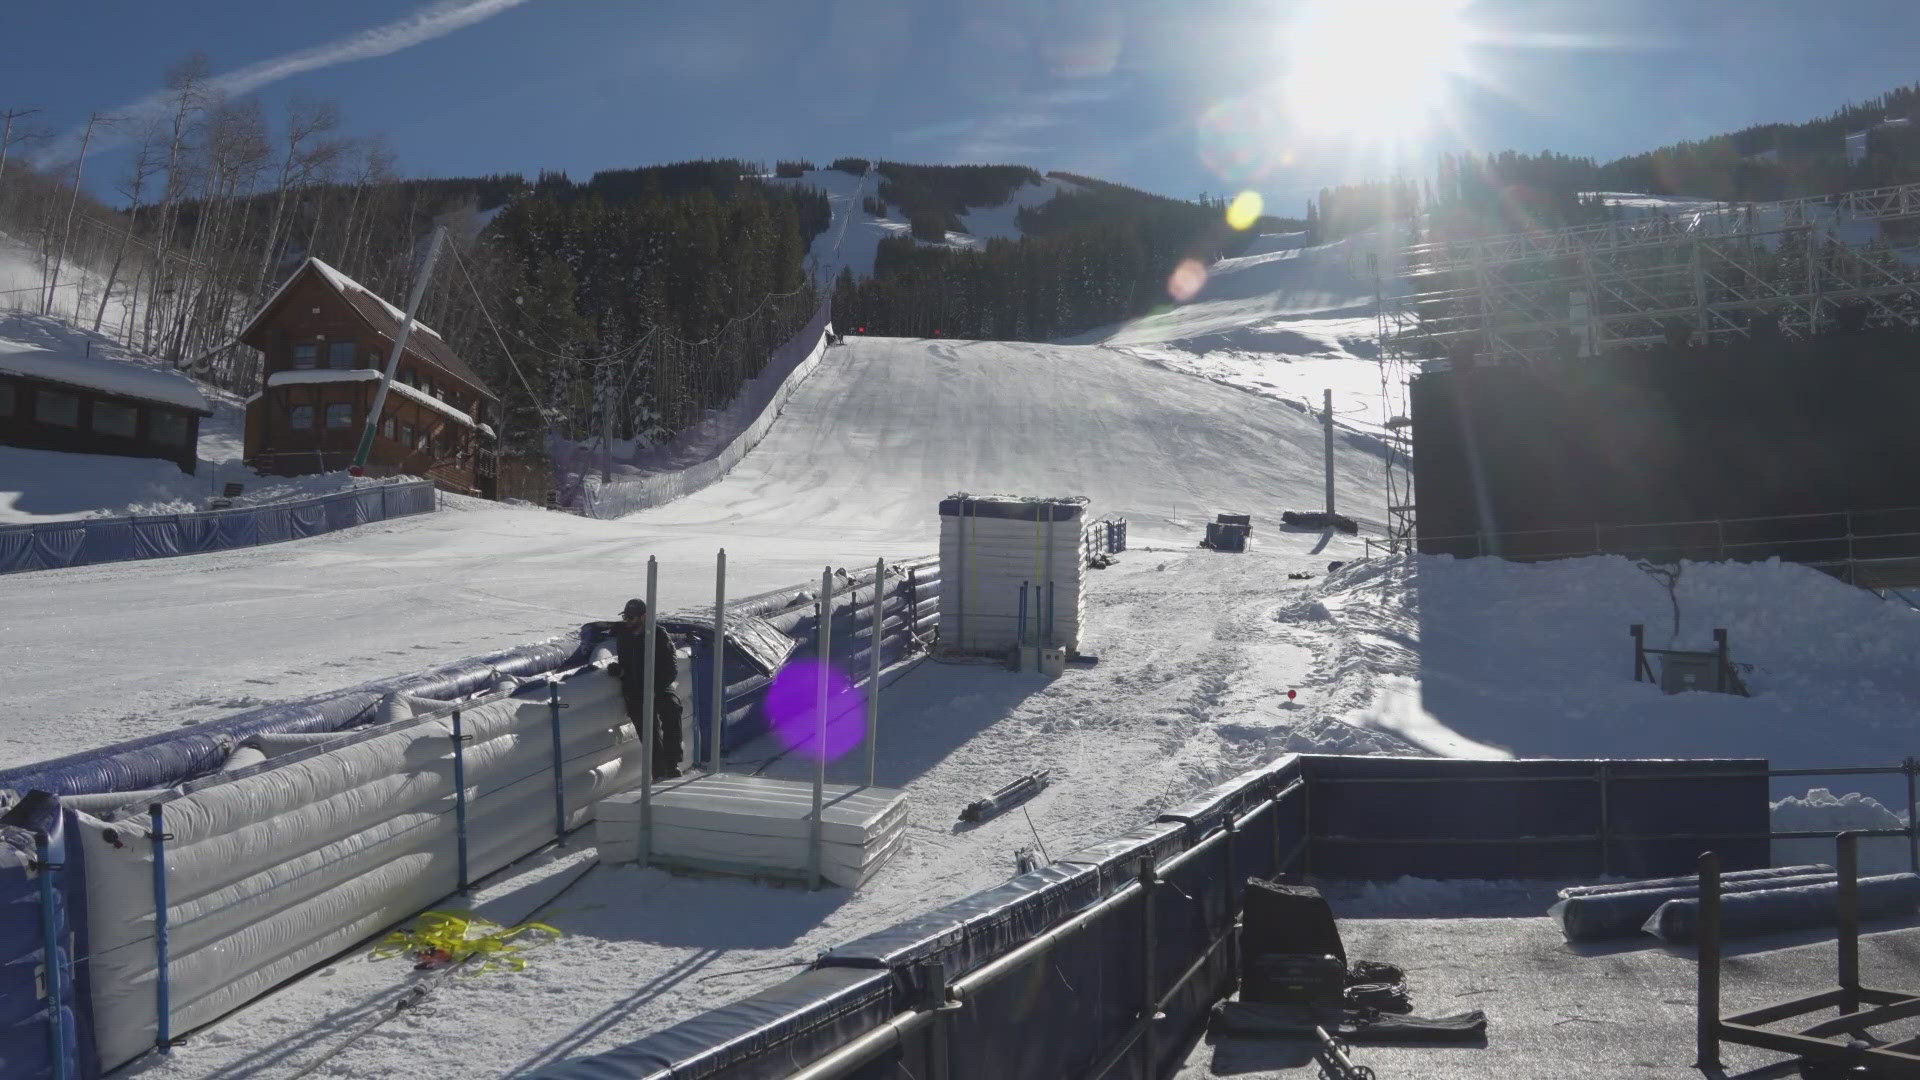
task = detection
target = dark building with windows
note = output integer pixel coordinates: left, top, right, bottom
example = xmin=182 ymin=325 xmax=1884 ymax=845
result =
xmin=0 ymin=328 xmax=213 ymax=473
xmin=238 ymin=258 xmax=500 ymax=496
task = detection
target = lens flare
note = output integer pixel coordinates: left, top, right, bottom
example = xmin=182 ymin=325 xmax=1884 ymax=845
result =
xmin=1167 ymin=258 xmax=1208 ymax=303
xmin=765 ymin=659 xmax=867 ymax=761
xmin=1226 ymin=191 xmax=1264 ymax=231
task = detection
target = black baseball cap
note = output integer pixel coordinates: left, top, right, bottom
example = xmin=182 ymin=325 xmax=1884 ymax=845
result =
xmin=622 ymin=598 xmax=647 ymax=618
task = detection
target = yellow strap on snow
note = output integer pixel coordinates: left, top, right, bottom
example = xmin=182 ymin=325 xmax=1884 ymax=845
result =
xmin=372 ymin=910 xmax=562 ymax=975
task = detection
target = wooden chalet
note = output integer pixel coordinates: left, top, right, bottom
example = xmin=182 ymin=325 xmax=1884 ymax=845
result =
xmin=0 ymin=326 xmax=212 ymax=473
xmin=238 ymin=258 xmax=501 ymax=496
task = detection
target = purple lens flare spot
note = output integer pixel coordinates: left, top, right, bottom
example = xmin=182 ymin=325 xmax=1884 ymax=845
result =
xmin=766 ymin=659 xmax=867 ymax=761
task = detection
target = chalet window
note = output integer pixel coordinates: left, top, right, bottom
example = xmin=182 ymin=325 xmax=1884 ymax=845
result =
xmin=325 ymin=403 xmax=354 ymax=429
xmin=35 ymin=390 xmax=79 ymax=427
xmin=0 ymin=382 xmax=13 ymax=416
xmin=292 ymin=342 xmax=318 ymax=370
xmin=415 ymin=426 xmax=430 ymax=450
xmin=381 ymin=417 xmax=397 ymax=440
xmin=399 ymin=422 xmax=415 ymax=448
xmin=327 ymin=341 xmax=356 ymax=369
xmin=150 ymin=410 xmax=190 ymax=447
xmin=288 ymin=404 xmax=315 ymax=429
xmin=91 ymin=401 xmax=138 ymax=438
xmin=400 ymin=367 xmax=415 ymax=388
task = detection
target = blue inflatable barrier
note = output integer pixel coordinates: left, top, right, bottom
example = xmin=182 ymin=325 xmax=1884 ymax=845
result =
xmin=1645 ymin=873 xmax=1920 ymax=943
xmin=0 ymin=793 xmax=96 ymax=1080
xmin=0 ymin=482 xmax=435 ymax=576
xmin=1551 ymin=871 xmax=1840 ymax=941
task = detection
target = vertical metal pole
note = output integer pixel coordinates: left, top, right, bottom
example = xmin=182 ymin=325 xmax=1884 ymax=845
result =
xmin=1018 ymin=582 xmax=1028 ymax=649
xmin=1838 ymin=831 xmax=1861 ymax=1015
xmin=1905 ymin=758 xmax=1918 ymax=875
xmin=712 ymin=548 xmax=727 ymax=774
xmin=546 ymin=683 xmax=566 ymax=845
xmin=641 ymin=557 xmax=658 ymax=864
xmin=1323 ymin=388 xmax=1335 ymax=516
xmin=452 ymin=707 xmax=472 ymax=889
xmin=1223 ymin=819 xmax=1239 ymax=984
xmin=1595 ymin=764 xmax=1612 ymax=877
xmin=1139 ymin=856 xmax=1159 ymax=1075
xmin=1631 ymin=624 xmax=1646 ymax=682
xmin=1695 ymin=850 xmax=1723 ymax=1072
xmin=149 ymin=804 xmax=172 ymax=1054
xmin=1046 ymin=581 xmax=1056 ymax=647
xmin=810 ymin=566 xmax=833 ymax=890
xmin=867 ymin=558 xmax=883 ymax=787
xmin=34 ymin=831 xmax=69 ymax=1080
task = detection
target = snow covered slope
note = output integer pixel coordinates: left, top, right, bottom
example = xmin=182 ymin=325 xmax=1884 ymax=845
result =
xmin=0 ymin=333 xmax=1387 ymax=767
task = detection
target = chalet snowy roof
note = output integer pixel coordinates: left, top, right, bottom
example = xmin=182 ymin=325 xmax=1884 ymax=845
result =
xmin=264 ymin=368 xmax=477 ymax=428
xmin=240 ymin=258 xmax=498 ymax=402
xmin=0 ymin=323 xmax=211 ymax=414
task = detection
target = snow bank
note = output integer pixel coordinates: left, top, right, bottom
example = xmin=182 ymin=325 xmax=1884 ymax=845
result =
xmin=1773 ymin=788 xmax=1912 ymax=876
xmin=1298 ymin=553 xmax=1920 ymax=808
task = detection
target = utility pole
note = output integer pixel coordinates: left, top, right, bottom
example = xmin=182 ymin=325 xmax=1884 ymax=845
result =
xmin=352 ymin=225 xmax=447 ymax=471
xmin=1323 ymin=387 xmax=1336 ymax=516
xmin=45 ymin=111 xmax=114 ymax=317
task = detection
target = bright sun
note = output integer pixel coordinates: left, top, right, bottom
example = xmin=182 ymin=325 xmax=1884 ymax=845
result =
xmin=1281 ymin=0 xmax=1474 ymax=143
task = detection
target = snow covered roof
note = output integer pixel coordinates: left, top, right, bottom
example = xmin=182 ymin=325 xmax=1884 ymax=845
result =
xmin=238 ymin=258 xmax=498 ymax=402
xmin=265 ymin=368 xmax=476 ymax=428
xmin=0 ymin=334 xmax=211 ymax=414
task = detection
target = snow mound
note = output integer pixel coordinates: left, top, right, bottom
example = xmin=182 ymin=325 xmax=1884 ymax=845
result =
xmin=1772 ymin=788 xmax=1912 ymax=876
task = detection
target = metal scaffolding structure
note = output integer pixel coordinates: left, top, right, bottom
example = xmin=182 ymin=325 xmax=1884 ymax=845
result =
xmin=1399 ymin=180 xmax=1920 ymax=366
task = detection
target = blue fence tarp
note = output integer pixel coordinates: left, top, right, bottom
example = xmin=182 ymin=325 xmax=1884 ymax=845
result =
xmin=0 ymin=792 xmax=96 ymax=1080
xmin=0 ymin=481 xmax=438 ymax=576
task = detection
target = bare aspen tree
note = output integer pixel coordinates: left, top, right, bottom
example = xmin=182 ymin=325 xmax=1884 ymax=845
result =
xmin=254 ymin=97 xmax=341 ymax=302
xmin=44 ymin=111 xmax=117 ymax=318
xmin=94 ymin=117 xmax=166 ymax=332
xmin=144 ymin=54 xmax=211 ymax=352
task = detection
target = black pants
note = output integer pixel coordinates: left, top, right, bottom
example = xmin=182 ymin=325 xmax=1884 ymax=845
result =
xmin=626 ymin=693 xmax=683 ymax=777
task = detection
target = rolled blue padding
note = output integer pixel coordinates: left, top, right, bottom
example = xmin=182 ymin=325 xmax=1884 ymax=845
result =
xmin=1558 ymin=864 xmax=1831 ymax=900
xmin=1551 ymin=872 xmax=1838 ymax=941
xmin=1644 ymin=873 xmax=1920 ymax=944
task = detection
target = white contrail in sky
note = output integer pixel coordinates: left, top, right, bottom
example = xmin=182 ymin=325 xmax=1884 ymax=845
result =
xmin=36 ymin=0 xmax=531 ymax=166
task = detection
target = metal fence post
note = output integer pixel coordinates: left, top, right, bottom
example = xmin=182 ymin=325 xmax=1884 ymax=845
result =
xmin=1695 ymin=850 xmax=1723 ymax=1072
xmin=149 ymin=803 xmax=172 ymax=1054
xmin=34 ymin=831 xmax=69 ymax=1080
xmin=1838 ymin=831 xmax=1860 ymax=1015
xmin=867 ymin=557 xmax=883 ymax=787
xmin=1222 ymin=819 xmax=1239 ymax=985
xmin=1905 ymin=758 xmax=1919 ymax=875
xmin=810 ymin=566 xmax=833 ymax=890
xmin=1597 ymin=763 xmax=1612 ymax=878
xmin=452 ymin=707 xmax=472 ymax=891
xmin=1139 ymin=856 xmax=1159 ymax=1076
xmin=547 ymin=680 xmax=569 ymax=845
xmin=641 ymin=557 xmax=659 ymax=864
xmin=712 ymin=549 xmax=727 ymax=773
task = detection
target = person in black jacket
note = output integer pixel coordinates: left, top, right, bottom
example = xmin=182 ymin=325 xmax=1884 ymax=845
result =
xmin=610 ymin=598 xmax=682 ymax=779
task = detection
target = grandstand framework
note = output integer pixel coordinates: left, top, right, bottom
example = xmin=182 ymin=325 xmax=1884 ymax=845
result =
xmin=1400 ymin=180 xmax=1920 ymax=366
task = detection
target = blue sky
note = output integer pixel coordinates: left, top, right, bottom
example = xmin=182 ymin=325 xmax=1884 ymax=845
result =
xmin=8 ymin=0 xmax=1919 ymax=216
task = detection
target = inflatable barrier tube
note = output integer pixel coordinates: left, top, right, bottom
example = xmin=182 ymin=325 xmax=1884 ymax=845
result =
xmin=1644 ymin=873 xmax=1920 ymax=944
xmin=1558 ymin=864 xmax=1830 ymax=900
xmin=1550 ymin=872 xmax=1837 ymax=941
